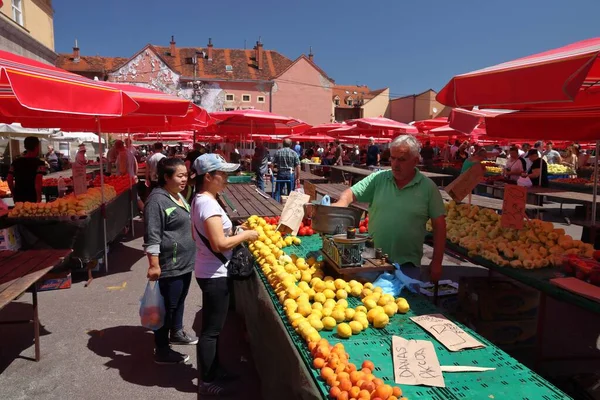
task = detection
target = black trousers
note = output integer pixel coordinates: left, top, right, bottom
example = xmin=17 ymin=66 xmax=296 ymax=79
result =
xmin=196 ymin=277 xmax=231 ymax=382
xmin=154 ymin=272 xmax=192 ymax=349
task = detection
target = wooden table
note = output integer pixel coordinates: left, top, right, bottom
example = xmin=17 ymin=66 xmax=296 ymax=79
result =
xmin=0 ymin=249 xmax=72 ymax=361
xmin=440 ymin=190 xmax=544 ymax=214
xmin=312 ymin=183 xmax=369 ymax=213
xmin=219 ymin=184 xmax=283 ymax=222
xmin=330 ymin=165 xmax=452 ymax=185
xmin=298 ymin=170 xmax=327 ymax=184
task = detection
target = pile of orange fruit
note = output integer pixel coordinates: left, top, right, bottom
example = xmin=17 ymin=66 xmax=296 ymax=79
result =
xmin=309 ymin=338 xmax=406 ymax=400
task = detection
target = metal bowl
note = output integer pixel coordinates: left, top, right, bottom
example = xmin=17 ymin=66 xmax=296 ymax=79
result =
xmin=309 ymin=204 xmax=363 ymax=235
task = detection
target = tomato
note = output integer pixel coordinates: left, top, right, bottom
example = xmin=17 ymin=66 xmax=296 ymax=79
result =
xmin=359 ymin=226 xmax=367 ymax=233
xmin=307 ymin=228 xmax=314 ymax=235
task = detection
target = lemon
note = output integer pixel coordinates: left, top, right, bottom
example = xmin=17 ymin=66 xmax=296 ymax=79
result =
xmin=350 ymin=286 xmax=362 ymax=297
xmin=297 ymin=293 xmax=309 ymax=303
xmin=323 ymin=276 xmax=335 ymax=282
xmin=331 ymin=308 xmax=346 ymax=323
xmin=383 ymin=302 xmax=398 ymax=317
xmin=336 ymin=299 xmax=348 ymax=308
xmin=309 ymin=309 xmax=323 ymax=320
xmin=357 ymin=317 xmax=369 ymax=329
xmin=364 ymin=282 xmax=374 ymax=290
xmin=292 ymin=237 xmax=301 ymax=245
xmin=373 ymin=312 xmax=390 ymax=328
xmin=297 ymin=302 xmax=312 ymax=317
xmin=309 ymin=318 xmax=324 ymax=331
xmin=361 ymin=288 xmax=373 ymax=298
xmin=322 ymin=316 xmax=337 ymax=330
xmin=312 ymin=302 xmax=323 ymax=310
xmin=348 ymin=320 xmax=363 ymax=334
xmin=307 ymin=331 xmax=321 ymax=343
xmin=301 ymin=272 xmax=312 ymax=282
xmin=367 ymin=306 xmax=384 ymax=323
xmin=355 ymin=305 xmax=367 ymax=314
xmin=313 ymin=280 xmax=326 ymax=292
xmin=313 ymin=292 xmax=326 ymax=304
xmin=321 ymin=307 xmax=333 ymax=317
xmin=396 ymin=298 xmax=410 ymax=314
xmin=353 ymin=311 xmax=367 ymax=321
xmin=323 ymin=289 xmax=336 ymax=300
xmin=323 ymin=299 xmax=337 ymax=309
xmin=363 ymin=298 xmax=378 ymax=310
xmin=344 ymin=308 xmax=355 ymax=321
xmin=325 ymin=281 xmax=336 ymax=291
xmin=298 ymin=281 xmax=309 ymax=291
xmin=336 ymin=323 xmax=352 ymax=339
xmin=287 ymin=286 xmax=301 ymax=300
xmin=334 ymin=279 xmax=347 ymax=290
xmin=336 ymin=289 xmax=348 ymax=300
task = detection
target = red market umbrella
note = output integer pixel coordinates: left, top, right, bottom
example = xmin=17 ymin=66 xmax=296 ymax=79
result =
xmin=412 ymin=117 xmax=448 ymax=133
xmin=429 ymin=124 xmax=486 ymax=136
xmin=347 ymin=117 xmax=419 ymax=134
xmin=437 ymin=38 xmax=600 ymax=110
xmin=338 ymin=135 xmax=392 ymax=144
xmin=288 ymin=133 xmax=335 ymax=142
xmin=303 ymin=122 xmax=350 ymax=135
xmin=206 ymin=110 xmax=309 ymax=137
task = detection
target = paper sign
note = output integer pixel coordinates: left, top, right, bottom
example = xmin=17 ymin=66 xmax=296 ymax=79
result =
xmin=501 ymin=185 xmax=527 ymax=229
xmin=277 ymin=190 xmax=310 ymax=235
xmin=392 ymin=336 xmax=445 ymax=388
xmin=495 ymin=157 xmax=507 ymax=167
xmin=443 ymin=164 xmax=484 ymax=203
xmin=72 ymin=164 xmax=88 ymax=195
xmin=304 ymin=181 xmax=316 ymax=202
xmin=411 ymin=314 xmax=485 ymax=352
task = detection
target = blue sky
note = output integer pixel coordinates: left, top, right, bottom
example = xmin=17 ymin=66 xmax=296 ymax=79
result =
xmin=54 ymin=0 xmax=600 ymax=97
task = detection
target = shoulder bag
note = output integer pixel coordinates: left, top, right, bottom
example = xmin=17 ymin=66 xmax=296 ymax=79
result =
xmin=193 ymin=223 xmax=254 ymax=280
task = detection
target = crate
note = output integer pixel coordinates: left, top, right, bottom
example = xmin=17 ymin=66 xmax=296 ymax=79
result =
xmin=0 ymin=225 xmax=21 ymax=250
xmin=467 ymin=319 xmax=538 ymax=347
xmin=227 ymin=175 xmax=253 ymax=183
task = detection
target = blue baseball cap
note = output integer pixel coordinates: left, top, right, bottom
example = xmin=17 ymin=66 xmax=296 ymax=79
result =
xmin=192 ymin=153 xmax=239 ymax=175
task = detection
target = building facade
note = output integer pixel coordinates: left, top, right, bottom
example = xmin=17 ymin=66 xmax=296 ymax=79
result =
xmin=332 ymin=85 xmax=390 ymax=122
xmin=0 ymin=0 xmax=56 ymax=64
xmin=56 ymin=38 xmax=334 ymax=126
xmin=389 ymin=89 xmax=449 ymax=123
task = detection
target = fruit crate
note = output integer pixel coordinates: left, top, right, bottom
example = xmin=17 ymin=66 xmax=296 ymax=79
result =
xmin=227 ymin=175 xmax=253 ymax=184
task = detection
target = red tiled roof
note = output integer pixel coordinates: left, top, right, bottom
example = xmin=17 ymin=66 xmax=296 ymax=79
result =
xmin=57 ymin=43 xmax=298 ymax=81
xmin=333 ymin=85 xmax=388 ymax=108
xmin=55 ymin=54 xmax=128 ymax=74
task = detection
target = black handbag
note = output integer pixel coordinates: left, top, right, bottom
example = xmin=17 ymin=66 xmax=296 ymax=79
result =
xmin=193 ymin=224 xmax=255 ymax=280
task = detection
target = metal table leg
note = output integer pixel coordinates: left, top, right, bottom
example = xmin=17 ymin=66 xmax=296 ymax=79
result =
xmin=32 ymin=284 xmax=40 ymax=361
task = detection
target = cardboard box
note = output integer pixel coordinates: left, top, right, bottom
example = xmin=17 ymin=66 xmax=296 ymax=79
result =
xmin=0 ymin=225 xmax=21 ymax=251
xmin=37 ymin=271 xmax=72 ymax=291
xmin=468 ymin=319 xmax=537 ymax=346
xmin=458 ymin=277 xmax=539 ymax=321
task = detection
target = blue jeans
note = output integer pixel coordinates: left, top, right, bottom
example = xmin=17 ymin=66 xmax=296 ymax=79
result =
xmin=255 ymin=168 xmax=266 ymax=192
xmin=154 ymin=272 xmax=192 ymax=349
xmin=276 ymin=171 xmax=294 ymax=198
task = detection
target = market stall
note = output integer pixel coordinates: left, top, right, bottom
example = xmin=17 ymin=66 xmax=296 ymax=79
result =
xmin=236 ymin=227 xmax=569 ymax=400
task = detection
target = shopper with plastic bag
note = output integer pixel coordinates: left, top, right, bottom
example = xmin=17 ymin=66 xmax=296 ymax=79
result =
xmin=143 ymin=157 xmax=197 ymax=364
xmin=139 ymin=281 xmax=166 ymax=330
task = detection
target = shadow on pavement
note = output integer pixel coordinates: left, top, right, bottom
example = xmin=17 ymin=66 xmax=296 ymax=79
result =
xmin=86 ymin=325 xmax=197 ymax=394
xmin=72 ymin=240 xmax=145 ymax=284
xmin=0 ymin=302 xmax=52 ymax=374
xmin=192 ymin=309 xmax=263 ymax=399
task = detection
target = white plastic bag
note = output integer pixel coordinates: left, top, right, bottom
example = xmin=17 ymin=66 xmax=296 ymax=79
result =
xmin=139 ymin=281 xmax=165 ymax=330
xmin=517 ymin=177 xmax=532 ymax=187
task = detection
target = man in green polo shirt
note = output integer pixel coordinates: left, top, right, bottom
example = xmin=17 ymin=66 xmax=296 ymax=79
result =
xmin=333 ymin=135 xmax=447 ymax=282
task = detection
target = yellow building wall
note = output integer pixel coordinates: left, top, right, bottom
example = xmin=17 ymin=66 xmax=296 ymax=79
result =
xmin=414 ymin=90 xmax=445 ymax=121
xmin=361 ymin=88 xmax=390 ymax=118
xmin=0 ymin=0 xmax=54 ymax=51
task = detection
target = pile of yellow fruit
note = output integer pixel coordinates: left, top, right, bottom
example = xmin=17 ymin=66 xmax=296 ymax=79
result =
xmin=428 ymin=201 xmax=594 ymax=269
xmin=485 ymin=165 xmax=503 ymax=174
xmin=250 ymin=215 xmax=410 ymax=342
xmin=548 ymin=164 xmax=575 ymax=175
xmin=9 ymin=186 xmax=116 ymax=218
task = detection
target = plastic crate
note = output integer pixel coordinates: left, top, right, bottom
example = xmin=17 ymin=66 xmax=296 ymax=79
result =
xmin=227 ymin=175 xmax=253 ymax=183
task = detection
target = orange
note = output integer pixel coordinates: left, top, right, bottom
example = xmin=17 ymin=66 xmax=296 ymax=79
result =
xmin=349 ymin=386 xmax=361 ymax=398
xmin=349 ymin=371 xmax=362 ymax=384
xmin=392 ymin=387 xmax=402 ymax=397
xmin=362 ymin=360 xmax=375 ymax=371
xmin=372 ymin=378 xmax=384 ymax=387
xmin=338 ymin=391 xmax=350 ymax=400
xmin=358 ymin=389 xmax=371 ymax=399
xmin=338 ymin=372 xmax=350 ymax=382
xmin=308 ymin=341 xmax=318 ymax=353
xmin=373 ymin=384 xmax=393 ymax=400
xmin=327 ymin=375 xmax=340 ymax=387
xmin=361 ymin=381 xmax=375 ymax=393
xmin=336 ymin=364 xmax=347 ymax=374
xmin=321 ymin=366 xmax=334 ymax=380
xmin=365 ymin=373 xmax=375 ymax=382
xmin=388 ymin=397 xmax=398 ymax=400
xmin=329 ymin=386 xmax=341 ymax=399
xmin=317 ymin=345 xmax=331 ymax=359
xmin=328 ymin=357 xmax=340 ymax=370
xmin=313 ymin=357 xmax=325 ymax=369
xmin=361 ymin=368 xmax=372 ymax=375
xmin=355 ymin=379 xmax=365 ymax=389
xmin=339 ymin=379 xmax=353 ymax=392
xmin=346 ymin=363 xmax=357 ymax=373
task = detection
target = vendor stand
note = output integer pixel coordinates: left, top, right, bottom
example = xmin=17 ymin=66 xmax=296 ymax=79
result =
xmin=235 ymin=234 xmax=570 ymax=400
xmin=217 ymin=183 xmax=283 ymax=222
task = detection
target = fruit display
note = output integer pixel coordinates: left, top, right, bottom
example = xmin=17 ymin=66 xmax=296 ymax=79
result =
xmin=485 ymin=165 xmax=503 ymax=174
xmin=43 ymin=177 xmax=73 ymax=187
xmin=485 ymin=175 xmax=508 ymax=184
xmin=427 ymin=201 xmax=595 ymax=269
xmin=248 ymin=214 xmax=408 ymax=399
xmin=359 ymin=217 xmax=369 ymax=233
xmin=298 ymin=218 xmax=315 ymax=236
xmin=562 ymin=254 xmax=600 ymax=286
xmin=8 ymin=185 xmax=117 ymax=218
xmin=548 ymin=164 xmax=575 ymax=175
xmin=0 ymin=180 xmax=10 ymax=197
xmin=552 ymin=177 xmax=591 ymax=185
xmin=92 ymin=175 xmax=134 ymax=195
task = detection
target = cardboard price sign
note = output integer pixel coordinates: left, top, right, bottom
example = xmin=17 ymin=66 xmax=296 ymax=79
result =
xmin=411 ymin=314 xmax=485 ymax=352
xmin=392 ymin=336 xmax=445 ymax=387
xmin=72 ymin=164 xmax=88 ymax=195
xmin=277 ymin=190 xmax=310 ymax=235
xmin=443 ymin=164 xmax=484 ymax=203
xmin=501 ymin=185 xmax=527 ymax=229
xmin=495 ymin=157 xmax=507 ymax=167
xmin=304 ymin=181 xmax=316 ymax=202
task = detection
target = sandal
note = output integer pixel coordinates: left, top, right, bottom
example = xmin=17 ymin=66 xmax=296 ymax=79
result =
xmin=198 ymin=381 xmax=230 ymax=396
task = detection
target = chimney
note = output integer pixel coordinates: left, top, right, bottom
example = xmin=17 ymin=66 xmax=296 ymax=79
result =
xmin=207 ymin=37 xmax=213 ymax=61
xmin=170 ymin=35 xmax=176 ymax=56
xmin=308 ymin=46 xmax=314 ymax=62
xmin=73 ymin=38 xmax=80 ymax=62
xmin=255 ymin=37 xmax=263 ymax=70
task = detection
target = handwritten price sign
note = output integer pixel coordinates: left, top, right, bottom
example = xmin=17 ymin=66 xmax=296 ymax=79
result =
xmin=392 ymin=336 xmax=445 ymax=387
xmin=501 ymin=185 xmax=527 ymax=229
xmin=443 ymin=164 xmax=484 ymax=203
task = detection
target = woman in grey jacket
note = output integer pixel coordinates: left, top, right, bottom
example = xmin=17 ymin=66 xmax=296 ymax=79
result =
xmin=143 ymin=157 xmax=197 ymax=364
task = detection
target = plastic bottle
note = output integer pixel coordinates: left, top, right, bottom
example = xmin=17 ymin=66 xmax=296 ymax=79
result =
xmin=57 ymin=176 xmax=67 ymax=198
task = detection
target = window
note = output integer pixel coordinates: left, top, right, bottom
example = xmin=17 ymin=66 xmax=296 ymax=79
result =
xmin=346 ymin=97 xmax=353 ymax=106
xmin=257 ymin=96 xmax=265 ymax=103
xmin=242 ymin=94 xmax=251 ymax=102
xmin=333 ymin=96 xmax=340 ymax=106
xmin=225 ymin=94 xmax=234 ymax=102
xmin=225 ymin=65 xmax=233 ymax=72
xmin=225 ymin=107 xmax=235 ymax=111
xmin=12 ymin=0 xmax=23 ymax=25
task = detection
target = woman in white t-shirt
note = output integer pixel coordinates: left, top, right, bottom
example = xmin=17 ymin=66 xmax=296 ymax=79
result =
xmin=191 ymin=154 xmax=258 ymax=396
xmin=504 ymin=146 xmax=526 ymax=182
